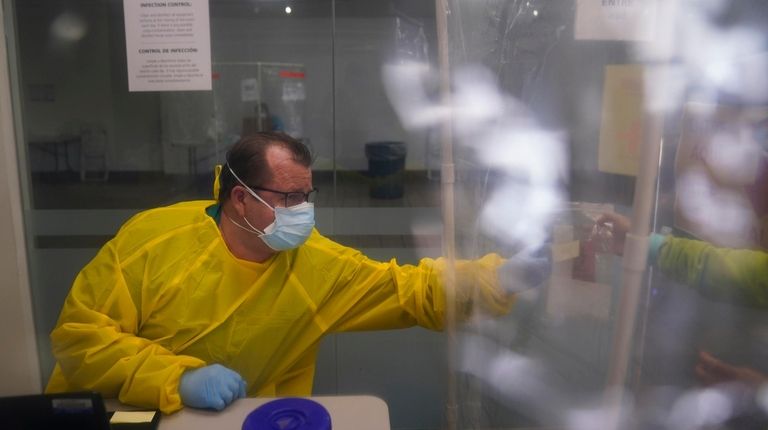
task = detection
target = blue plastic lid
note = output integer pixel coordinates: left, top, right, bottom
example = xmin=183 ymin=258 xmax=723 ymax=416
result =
xmin=242 ymin=398 xmax=332 ymax=430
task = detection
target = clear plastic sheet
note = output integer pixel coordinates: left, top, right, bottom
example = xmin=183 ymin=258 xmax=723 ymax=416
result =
xmin=384 ymin=0 xmax=768 ymax=428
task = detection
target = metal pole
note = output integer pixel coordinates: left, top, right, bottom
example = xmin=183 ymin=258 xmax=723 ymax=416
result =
xmin=604 ymin=109 xmax=663 ymax=427
xmin=435 ymin=0 xmax=458 ymax=429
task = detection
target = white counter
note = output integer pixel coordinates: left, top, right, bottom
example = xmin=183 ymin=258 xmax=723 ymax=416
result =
xmin=109 ymin=395 xmax=390 ymax=430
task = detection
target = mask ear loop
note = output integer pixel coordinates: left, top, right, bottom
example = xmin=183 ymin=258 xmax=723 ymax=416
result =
xmin=226 ymin=163 xmax=276 ymax=211
xmin=221 ymin=163 xmax=272 ymax=236
xmin=223 ymin=212 xmax=264 ymax=235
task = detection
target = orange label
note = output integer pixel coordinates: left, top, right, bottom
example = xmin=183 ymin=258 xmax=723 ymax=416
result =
xmin=279 ymin=71 xmax=305 ymax=79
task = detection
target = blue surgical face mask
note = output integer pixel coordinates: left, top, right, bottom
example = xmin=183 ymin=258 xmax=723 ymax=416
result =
xmin=226 ymin=164 xmax=315 ymax=251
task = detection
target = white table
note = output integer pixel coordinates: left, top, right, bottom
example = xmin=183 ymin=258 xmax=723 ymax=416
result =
xmin=110 ymin=396 xmax=390 ymax=430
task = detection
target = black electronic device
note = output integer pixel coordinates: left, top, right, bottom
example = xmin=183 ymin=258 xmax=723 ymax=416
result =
xmin=0 ymin=391 xmax=110 ymax=430
xmin=0 ymin=391 xmax=161 ymax=430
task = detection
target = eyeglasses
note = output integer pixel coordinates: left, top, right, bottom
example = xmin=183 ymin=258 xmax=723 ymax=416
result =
xmin=248 ymin=185 xmax=318 ymax=207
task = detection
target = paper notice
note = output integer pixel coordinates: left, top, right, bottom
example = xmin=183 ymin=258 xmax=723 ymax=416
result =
xmin=598 ymin=64 xmax=645 ymax=176
xmin=124 ymin=0 xmax=212 ymax=91
xmin=575 ymin=0 xmax=657 ymax=41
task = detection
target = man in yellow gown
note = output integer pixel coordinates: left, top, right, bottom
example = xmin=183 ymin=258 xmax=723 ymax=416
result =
xmin=46 ymin=132 xmax=536 ymax=413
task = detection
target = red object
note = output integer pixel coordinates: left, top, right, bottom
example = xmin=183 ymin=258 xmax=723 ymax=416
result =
xmin=279 ymin=71 xmax=305 ymax=79
xmin=573 ymin=236 xmax=596 ymax=282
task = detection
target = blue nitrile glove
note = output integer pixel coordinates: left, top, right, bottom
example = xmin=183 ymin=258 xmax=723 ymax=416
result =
xmin=179 ymin=364 xmax=247 ymax=411
xmin=647 ymin=233 xmax=667 ymax=266
xmin=498 ymin=246 xmax=552 ymax=293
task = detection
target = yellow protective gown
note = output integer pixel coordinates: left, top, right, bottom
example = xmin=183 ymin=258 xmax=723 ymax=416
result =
xmin=46 ymin=200 xmax=513 ymax=413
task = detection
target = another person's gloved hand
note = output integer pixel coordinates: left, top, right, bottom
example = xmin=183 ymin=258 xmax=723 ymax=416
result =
xmin=498 ymin=246 xmax=552 ymax=293
xmin=595 ymin=212 xmax=631 ymax=256
xmin=179 ymin=364 xmax=247 ymax=411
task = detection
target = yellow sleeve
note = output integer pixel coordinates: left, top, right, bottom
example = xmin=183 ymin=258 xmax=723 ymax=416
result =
xmin=310 ymin=236 xmax=514 ymax=332
xmin=657 ymin=236 xmax=768 ymax=307
xmin=47 ymin=240 xmax=205 ymax=413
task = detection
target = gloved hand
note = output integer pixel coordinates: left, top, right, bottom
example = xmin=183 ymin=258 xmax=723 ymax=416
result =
xmin=595 ymin=212 xmax=630 ymax=256
xmin=498 ymin=246 xmax=552 ymax=293
xmin=179 ymin=364 xmax=247 ymax=411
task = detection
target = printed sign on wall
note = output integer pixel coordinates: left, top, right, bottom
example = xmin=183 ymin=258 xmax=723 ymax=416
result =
xmin=598 ymin=64 xmax=645 ymax=176
xmin=124 ymin=0 xmax=212 ymax=92
xmin=575 ymin=0 xmax=657 ymax=41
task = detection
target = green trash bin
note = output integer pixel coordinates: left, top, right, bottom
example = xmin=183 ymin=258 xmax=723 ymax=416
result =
xmin=365 ymin=141 xmax=406 ymax=199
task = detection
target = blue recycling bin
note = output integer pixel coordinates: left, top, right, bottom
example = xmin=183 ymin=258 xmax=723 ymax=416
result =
xmin=365 ymin=141 xmax=406 ymax=199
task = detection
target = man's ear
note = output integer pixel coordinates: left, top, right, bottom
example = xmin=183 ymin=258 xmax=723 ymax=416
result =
xmin=230 ymin=186 xmax=248 ymax=216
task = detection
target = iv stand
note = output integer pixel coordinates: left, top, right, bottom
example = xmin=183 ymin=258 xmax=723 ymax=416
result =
xmin=435 ymin=1 xmax=458 ymax=430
